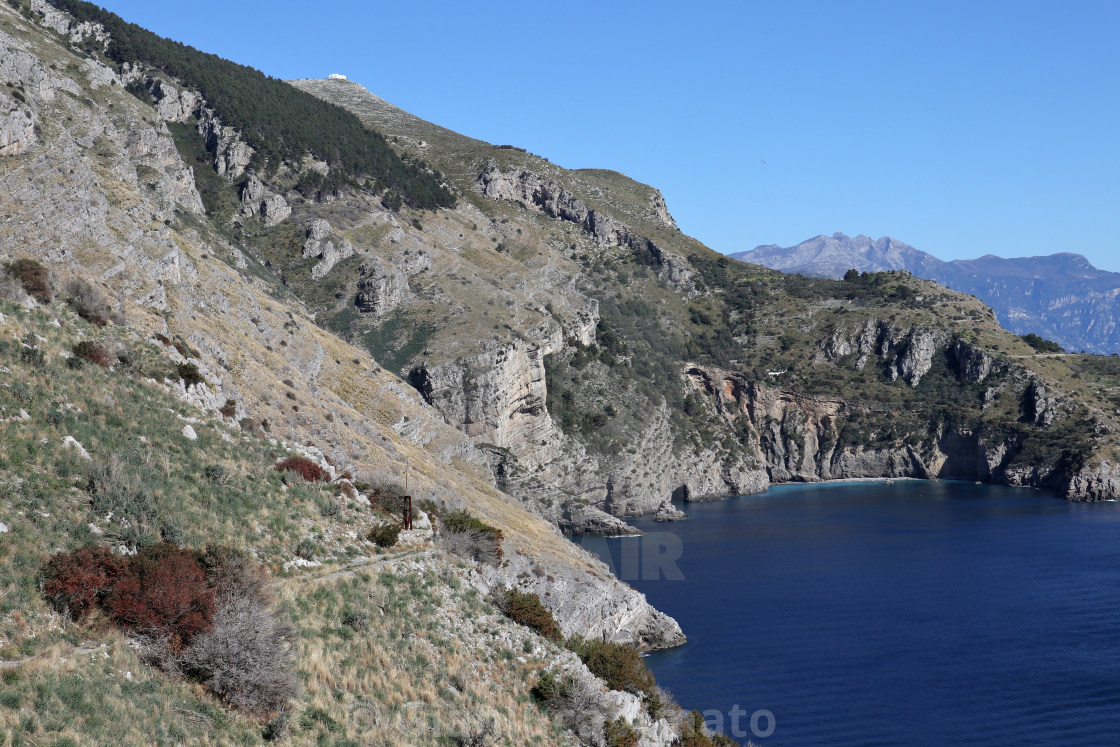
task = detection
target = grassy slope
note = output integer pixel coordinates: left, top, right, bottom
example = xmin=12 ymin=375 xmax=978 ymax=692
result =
xmin=0 ymin=299 xmax=570 ymax=746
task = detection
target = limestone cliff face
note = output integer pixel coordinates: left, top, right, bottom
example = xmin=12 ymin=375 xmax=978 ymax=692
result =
xmin=477 ymin=164 xmax=694 ymax=291
xmin=1066 ymin=461 xmax=1120 ymax=502
xmin=680 ymin=356 xmax=1084 ymax=494
xmin=822 ymin=318 xmax=947 ymax=386
xmin=411 ymin=324 xmax=566 ymax=463
xmin=354 ymin=247 xmax=429 ymax=315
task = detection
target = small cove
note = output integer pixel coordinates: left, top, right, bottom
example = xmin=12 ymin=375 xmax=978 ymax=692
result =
xmin=574 ymin=480 xmax=1120 ymax=745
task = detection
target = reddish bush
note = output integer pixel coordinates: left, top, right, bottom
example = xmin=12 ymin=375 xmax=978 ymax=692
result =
xmin=41 ymin=545 xmax=127 ymax=621
xmin=275 ymin=456 xmax=329 ymax=482
xmin=218 ymin=399 xmax=237 ymax=418
xmin=7 ymin=258 xmax=51 ymax=304
xmin=73 ymin=340 xmax=114 ymax=367
xmin=106 ymin=543 xmax=214 ymax=648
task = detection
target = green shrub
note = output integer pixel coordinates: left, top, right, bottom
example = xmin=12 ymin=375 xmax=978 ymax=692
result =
xmin=1020 ymin=333 xmax=1064 ymax=353
xmin=438 ymin=509 xmax=503 ymax=563
xmin=678 ymin=710 xmax=738 ymax=746
xmin=176 ymin=362 xmax=204 ymax=387
xmin=497 ymin=589 xmax=562 ymax=642
xmin=605 ymin=717 xmax=639 ymax=747
xmin=566 ymin=637 xmax=661 ymax=716
xmin=368 ymin=523 xmax=401 ymax=548
xmin=530 ymin=670 xmax=571 ymax=704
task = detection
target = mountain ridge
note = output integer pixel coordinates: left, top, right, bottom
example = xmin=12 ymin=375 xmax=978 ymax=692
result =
xmin=731 ymin=233 xmax=1120 ymax=353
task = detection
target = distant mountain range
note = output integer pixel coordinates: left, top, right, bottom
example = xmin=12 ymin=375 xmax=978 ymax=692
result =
xmin=731 ymin=234 xmax=1120 ymax=354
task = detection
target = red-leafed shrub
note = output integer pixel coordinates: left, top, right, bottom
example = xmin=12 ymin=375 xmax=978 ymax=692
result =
xmin=73 ymin=340 xmax=114 ymax=367
xmin=106 ymin=543 xmax=214 ymax=648
xmin=41 ymin=545 xmax=128 ymax=621
xmin=6 ymin=258 xmax=51 ymax=304
xmin=275 ymin=456 xmax=328 ymax=482
xmin=218 ymin=399 xmax=237 ymax=418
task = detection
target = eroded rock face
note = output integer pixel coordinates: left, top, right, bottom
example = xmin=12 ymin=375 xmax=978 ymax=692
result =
xmin=559 ymin=502 xmax=642 ymax=536
xmin=823 ymin=318 xmax=946 ymax=386
xmin=477 ymin=164 xmax=694 ymax=291
xmin=1023 ymin=380 xmax=1058 ymax=427
xmin=682 ymin=365 xmax=1041 ymax=487
xmin=302 ymin=219 xmax=355 ymax=279
xmin=0 ymin=90 xmax=35 ymax=156
xmin=354 ymin=249 xmax=429 ymax=315
xmin=238 ymin=175 xmax=290 ymax=226
xmin=1066 ymin=461 xmax=1120 ymax=502
xmin=649 ymin=188 xmax=678 ymax=231
xmin=411 ymin=334 xmax=560 ymax=456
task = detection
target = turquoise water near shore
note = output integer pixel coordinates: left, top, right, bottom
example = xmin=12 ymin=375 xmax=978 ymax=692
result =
xmin=574 ymin=481 xmax=1120 ymax=746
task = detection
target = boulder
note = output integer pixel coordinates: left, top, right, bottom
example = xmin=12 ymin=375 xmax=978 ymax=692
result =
xmin=653 ymin=500 xmax=688 ymax=522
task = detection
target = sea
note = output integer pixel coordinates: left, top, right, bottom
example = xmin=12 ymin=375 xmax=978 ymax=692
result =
xmin=571 ymin=480 xmax=1120 ymax=746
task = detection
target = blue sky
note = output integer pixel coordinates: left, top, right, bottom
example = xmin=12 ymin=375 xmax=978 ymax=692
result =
xmin=93 ymin=0 xmax=1119 ymax=271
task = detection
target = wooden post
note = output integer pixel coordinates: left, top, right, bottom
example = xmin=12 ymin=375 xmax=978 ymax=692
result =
xmin=402 ymin=495 xmax=413 ymax=530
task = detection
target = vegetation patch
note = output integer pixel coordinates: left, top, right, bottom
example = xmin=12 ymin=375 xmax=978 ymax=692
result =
xmin=6 ymin=258 xmax=52 ymax=303
xmin=275 ymin=456 xmax=330 ymax=483
xmin=52 ymin=0 xmax=454 ymax=209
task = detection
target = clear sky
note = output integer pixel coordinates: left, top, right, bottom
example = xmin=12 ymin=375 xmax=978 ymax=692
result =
xmin=91 ymin=0 xmax=1119 ymax=271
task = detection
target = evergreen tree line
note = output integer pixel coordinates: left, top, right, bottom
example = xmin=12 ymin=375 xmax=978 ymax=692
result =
xmin=50 ymin=0 xmax=454 ymax=209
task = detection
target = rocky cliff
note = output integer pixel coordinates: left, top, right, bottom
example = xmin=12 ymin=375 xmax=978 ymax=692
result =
xmin=733 ymin=233 xmax=1120 ymax=354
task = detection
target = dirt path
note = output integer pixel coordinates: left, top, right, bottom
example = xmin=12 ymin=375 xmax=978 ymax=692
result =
xmin=0 ymin=644 xmax=102 ymax=670
xmin=300 ymin=547 xmax=432 ymax=585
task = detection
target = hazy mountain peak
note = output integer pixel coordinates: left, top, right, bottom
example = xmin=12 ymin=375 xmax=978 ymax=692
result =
xmin=731 ymin=235 xmax=1120 ymax=353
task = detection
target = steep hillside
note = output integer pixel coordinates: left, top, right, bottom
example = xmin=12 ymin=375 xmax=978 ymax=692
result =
xmin=290 ymin=79 xmax=1120 ymax=516
xmin=0 ymin=3 xmax=698 ymax=744
xmin=733 ymin=233 xmax=1120 ymax=354
xmin=5 ymin=0 xmax=1120 ymax=738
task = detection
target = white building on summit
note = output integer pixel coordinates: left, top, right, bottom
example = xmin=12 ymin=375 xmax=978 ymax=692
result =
xmin=328 ymin=73 xmax=347 ymax=80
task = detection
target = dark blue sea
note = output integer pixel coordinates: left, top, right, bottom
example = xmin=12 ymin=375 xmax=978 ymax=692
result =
xmin=572 ymin=480 xmax=1120 ymax=746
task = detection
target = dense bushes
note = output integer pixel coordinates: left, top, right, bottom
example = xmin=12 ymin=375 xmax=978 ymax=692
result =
xmin=106 ymin=543 xmax=215 ymax=647
xmin=678 ymin=710 xmax=738 ymax=747
xmin=43 ymin=543 xmax=213 ymax=647
xmin=176 ymin=361 xmax=205 ymax=387
xmin=438 ymin=509 xmax=503 ymax=563
xmin=51 ymin=0 xmax=455 ymax=209
xmin=1021 ymin=333 xmax=1064 ymax=353
xmin=275 ymin=456 xmax=329 ymax=482
xmin=5 ymin=258 xmax=51 ymax=303
xmin=65 ymin=277 xmax=109 ymax=325
xmin=495 ymin=589 xmax=562 ymax=642
xmin=41 ymin=543 xmax=297 ymax=714
xmin=41 ymin=545 xmax=127 ymax=621
xmin=567 ymin=636 xmax=665 ymax=718
xmin=73 ymin=340 xmax=114 ymax=367
xmin=367 ymin=522 xmax=401 ymax=548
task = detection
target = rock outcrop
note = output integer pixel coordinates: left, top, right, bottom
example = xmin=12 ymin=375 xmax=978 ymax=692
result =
xmin=823 ymin=318 xmax=946 ymax=386
xmin=238 ymin=175 xmax=290 ymax=226
xmin=559 ymin=502 xmax=643 ymax=536
xmin=1066 ymin=461 xmax=1120 ymax=502
xmin=0 ymin=88 xmax=34 ymax=155
xmin=477 ymin=164 xmax=693 ymax=290
xmin=354 ymin=248 xmax=429 ymax=316
xmin=302 ymin=219 xmax=355 ymax=279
